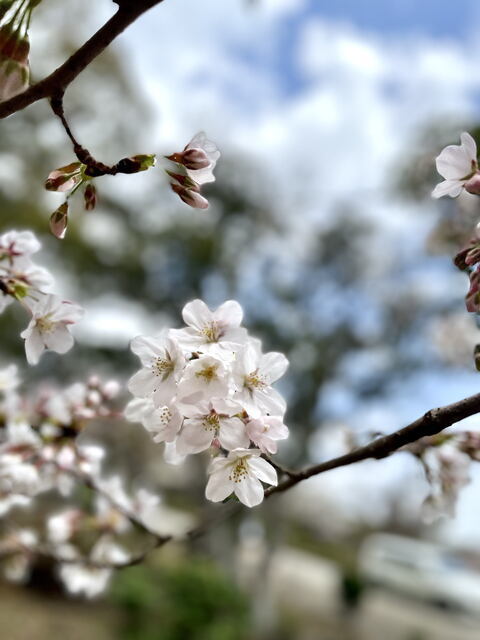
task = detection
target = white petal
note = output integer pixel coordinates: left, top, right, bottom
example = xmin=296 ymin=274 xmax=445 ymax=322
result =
xmin=261 ymin=352 xmax=289 ymax=382
xmin=214 ymin=300 xmax=243 ymax=327
xmin=176 ymin=421 xmax=212 ymax=454
xmin=461 ymin=132 xmax=477 ymax=160
xmin=248 ymin=457 xmax=278 ymax=486
xmin=24 ymin=328 xmax=45 ymax=365
xmin=436 ymin=145 xmax=472 ymax=180
xmin=431 ymin=180 xmax=463 ymax=199
xmin=234 ymin=477 xmax=264 ymax=507
xmin=45 ymin=325 xmax=74 ymax=354
xmin=205 ymin=468 xmax=233 ymax=502
xmin=257 ymin=387 xmax=287 ymax=416
xmin=218 ymin=418 xmax=249 ymax=450
xmin=130 ymin=335 xmax=165 ymax=363
xmin=182 ymin=299 xmax=212 ymax=331
xmin=127 ymin=369 xmax=157 ymax=397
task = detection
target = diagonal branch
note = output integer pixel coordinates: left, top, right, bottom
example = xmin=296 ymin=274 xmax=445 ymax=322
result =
xmin=0 ymin=0 xmax=165 ymax=119
xmin=265 ymin=391 xmax=480 ymax=497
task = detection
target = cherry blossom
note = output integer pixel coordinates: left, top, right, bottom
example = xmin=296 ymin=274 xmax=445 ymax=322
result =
xmin=176 ymin=398 xmax=248 ymax=455
xmin=128 ymin=333 xmax=185 ymax=406
xmin=21 ymin=294 xmax=84 ymax=365
xmin=171 ymin=299 xmax=247 ymax=355
xmin=205 ymin=449 xmax=277 ymax=507
xmin=246 ymin=415 xmax=289 ymax=454
xmin=432 ymin=132 xmax=479 ymax=198
xmin=176 ymin=354 xmax=230 ymax=405
xmin=232 ymin=339 xmax=289 ymax=418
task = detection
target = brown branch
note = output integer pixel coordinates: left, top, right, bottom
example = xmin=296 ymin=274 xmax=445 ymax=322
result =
xmin=265 ymin=391 xmax=480 ymax=497
xmin=49 ymin=92 xmax=152 ymax=177
xmin=0 ymin=0 xmax=165 ymax=119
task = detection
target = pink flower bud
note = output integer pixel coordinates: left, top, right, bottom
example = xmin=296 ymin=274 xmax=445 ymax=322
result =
xmin=49 ymin=202 xmax=68 ymax=239
xmin=465 ymin=173 xmax=480 ymax=195
xmin=84 ymin=183 xmax=97 ymax=211
xmin=45 ymin=162 xmax=83 ymax=193
xmin=170 ymin=182 xmax=209 ymax=209
xmin=166 ymin=148 xmax=210 ymax=170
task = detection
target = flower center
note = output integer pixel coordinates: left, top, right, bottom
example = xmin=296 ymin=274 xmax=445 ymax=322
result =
xmin=201 ymin=321 xmax=221 ymax=343
xmin=245 ymin=370 xmax=267 ymax=391
xmin=154 ymin=357 xmax=174 ymax=381
xmin=202 ymin=413 xmax=220 ymax=433
xmin=195 ymin=363 xmax=219 ymax=382
xmin=158 ymin=406 xmax=172 ymax=426
xmin=229 ymin=457 xmax=249 ymax=483
xmin=37 ymin=315 xmax=54 ymax=334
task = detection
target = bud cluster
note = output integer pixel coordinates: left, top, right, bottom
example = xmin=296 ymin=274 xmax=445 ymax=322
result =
xmin=0 ymin=0 xmax=41 ymax=103
xmin=126 ymin=299 xmax=289 ymax=507
xmin=0 ymin=229 xmax=83 ymax=364
xmin=166 ymin=132 xmax=220 ymax=209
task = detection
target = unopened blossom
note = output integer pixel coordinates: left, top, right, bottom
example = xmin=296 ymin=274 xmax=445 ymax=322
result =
xmin=166 ymin=132 xmax=220 ymax=209
xmin=21 ymin=294 xmax=84 ymax=365
xmin=246 ymin=415 xmax=289 ymax=454
xmin=176 ymin=354 xmax=230 ymax=405
xmin=206 ymin=449 xmax=277 ymax=507
xmin=170 ymin=180 xmax=209 ymax=209
xmin=176 ymin=398 xmax=248 ymax=455
xmin=432 ymin=132 xmax=479 ymax=198
xmin=171 ymin=299 xmax=247 ymax=355
xmin=167 ymin=132 xmax=220 ymax=185
xmin=128 ymin=333 xmax=185 ymax=406
xmin=45 ymin=162 xmax=84 ymax=193
xmin=233 ymin=339 xmax=289 ymax=418
xmin=0 ymin=29 xmax=29 ymax=102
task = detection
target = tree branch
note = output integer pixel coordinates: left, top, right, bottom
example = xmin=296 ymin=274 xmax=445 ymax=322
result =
xmin=0 ymin=0 xmax=165 ymax=119
xmin=265 ymin=391 xmax=480 ymax=497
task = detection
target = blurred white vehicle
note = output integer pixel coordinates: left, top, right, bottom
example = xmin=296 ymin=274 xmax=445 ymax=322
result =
xmin=359 ymin=533 xmax=480 ymax=614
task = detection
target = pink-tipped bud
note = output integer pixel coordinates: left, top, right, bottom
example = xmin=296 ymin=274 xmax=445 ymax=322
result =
xmin=166 ymin=148 xmax=210 ymax=170
xmin=465 ymin=173 xmax=480 ymax=196
xmin=170 ymin=182 xmax=209 ymax=209
xmin=84 ymin=183 xmax=97 ymax=211
xmin=165 ymin=169 xmax=200 ymax=191
xmin=45 ymin=162 xmax=83 ymax=192
xmin=49 ymin=202 xmax=68 ymax=239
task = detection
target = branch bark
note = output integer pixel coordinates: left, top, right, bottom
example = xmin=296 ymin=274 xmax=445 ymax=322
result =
xmin=0 ymin=0 xmax=165 ymax=119
xmin=265 ymin=391 xmax=480 ymax=497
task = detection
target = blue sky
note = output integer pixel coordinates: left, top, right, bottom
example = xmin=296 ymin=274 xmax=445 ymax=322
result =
xmin=304 ymin=0 xmax=479 ymax=39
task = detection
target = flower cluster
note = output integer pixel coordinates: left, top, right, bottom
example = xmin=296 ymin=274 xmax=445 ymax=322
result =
xmin=0 ymin=229 xmax=83 ymax=364
xmin=166 ymin=132 xmax=220 ymax=209
xmin=0 ymin=366 xmax=157 ymax=595
xmin=0 ymin=0 xmax=41 ymax=103
xmin=126 ymin=299 xmax=289 ymax=507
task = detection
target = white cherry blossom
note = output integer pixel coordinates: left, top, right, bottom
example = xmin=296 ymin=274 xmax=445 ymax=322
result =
xmin=177 ymin=354 xmax=230 ymax=405
xmin=205 ymin=449 xmax=277 ymax=507
xmin=128 ymin=333 xmax=185 ymax=406
xmin=232 ymin=340 xmax=288 ymax=418
xmin=432 ymin=132 xmax=478 ymax=198
xmin=20 ymin=294 xmax=84 ymax=365
xmin=176 ymin=398 xmax=248 ymax=455
xmin=171 ymin=299 xmax=247 ymax=355
xmin=246 ymin=416 xmax=289 ymax=454
xmin=143 ymin=402 xmax=183 ymax=443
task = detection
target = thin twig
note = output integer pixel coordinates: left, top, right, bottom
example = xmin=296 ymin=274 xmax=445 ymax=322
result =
xmin=0 ymin=0 xmax=165 ymax=119
xmin=265 ymin=391 xmax=480 ymax=497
